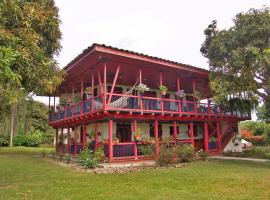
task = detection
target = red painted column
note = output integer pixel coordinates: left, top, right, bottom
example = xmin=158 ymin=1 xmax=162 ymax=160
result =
xmin=216 ymin=122 xmax=222 ymax=151
xmin=133 ymin=120 xmax=138 ymax=160
xmin=80 ymin=76 xmax=84 ymax=114
xmin=91 ymin=72 xmax=94 ymax=112
xmin=173 ymin=121 xmax=177 ymax=144
xmin=108 ymin=119 xmax=113 ymax=162
xmin=55 ymin=128 xmax=58 ymax=153
xmin=192 ymin=80 xmax=197 ymax=115
xmin=67 ymin=127 xmax=71 ymax=154
xmin=74 ymin=126 xmax=77 ymax=157
xmin=159 ymin=72 xmax=164 ymax=113
xmin=204 ymin=122 xmax=209 ymax=152
xmin=65 ymin=87 xmax=68 ymax=119
xmin=139 ymin=68 xmax=143 ymax=112
xmin=154 ymin=120 xmax=159 ymax=160
xmin=72 ymin=84 xmax=75 ymax=116
xmin=189 ymin=122 xmax=194 ymax=146
xmin=103 ymin=63 xmax=107 ymax=110
xmin=95 ymin=123 xmax=98 ymax=150
xmin=177 ymin=76 xmax=181 ymax=114
xmin=61 ymin=127 xmax=64 ymax=153
xmin=82 ymin=124 xmax=86 ymax=149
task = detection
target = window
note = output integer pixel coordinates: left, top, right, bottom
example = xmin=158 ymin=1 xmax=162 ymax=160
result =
xmin=169 ymin=126 xmax=179 ymax=136
xmin=149 ymin=124 xmax=162 ymax=138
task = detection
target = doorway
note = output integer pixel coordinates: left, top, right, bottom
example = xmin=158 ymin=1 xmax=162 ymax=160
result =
xmin=116 ymin=124 xmax=132 ymax=143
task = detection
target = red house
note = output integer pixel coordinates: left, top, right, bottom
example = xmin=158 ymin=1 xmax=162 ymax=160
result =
xmin=49 ymin=43 xmax=250 ymax=162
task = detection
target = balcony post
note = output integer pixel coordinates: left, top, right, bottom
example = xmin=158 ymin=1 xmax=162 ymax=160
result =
xmin=95 ymin=123 xmax=98 ymax=150
xmin=72 ymin=84 xmax=75 ymax=116
xmin=216 ymin=122 xmax=222 ymax=151
xmin=107 ymin=64 xmax=121 ymax=109
xmin=203 ymin=122 xmax=209 ymax=152
xmin=192 ymin=80 xmax=197 ymax=115
xmin=61 ymin=127 xmax=64 ymax=153
xmin=74 ymin=125 xmax=77 ymax=157
xmin=189 ymin=122 xmax=194 ymax=146
xmin=65 ymin=87 xmax=68 ymax=118
xmin=177 ymin=76 xmax=181 ymax=114
xmin=82 ymin=124 xmax=86 ymax=149
xmin=91 ymin=72 xmax=94 ymax=112
xmin=55 ymin=128 xmax=58 ymax=153
xmin=173 ymin=121 xmax=177 ymax=144
xmin=108 ymin=119 xmax=113 ymax=162
xmin=103 ymin=62 xmax=107 ymax=110
xmin=80 ymin=76 xmax=84 ymax=114
xmin=160 ymin=72 xmax=164 ymax=113
xmin=154 ymin=120 xmax=159 ymax=160
xmin=133 ymin=120 xmax=138 ymax=160
xmin=139 ymin=68 xmax=143 ymax=112
xmin=67 ymin=127 xmax=71 ymax=154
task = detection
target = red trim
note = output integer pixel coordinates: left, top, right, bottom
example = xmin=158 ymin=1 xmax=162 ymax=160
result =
xmin=216 ymin=122 xmax=221 ymax=151
xmin=74 ymin=125 xmax=77 ymax=157
xmin=154 ymin=120 xmax=159 ymax=160
xmin=108 ymin=119 xmax=113 ymax=162
xmin=204 ymin=122 xmax=209 ymax=152
xmin=133 ymin=120 xmax=138 ymax=159
xmin=107 ymin=64 xmax=121 ymax=108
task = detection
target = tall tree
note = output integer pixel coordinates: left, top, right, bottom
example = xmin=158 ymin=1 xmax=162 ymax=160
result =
xmin=0 ymin=0 xmax=64 ymax=145
xmin=201 ymin=7 xmax=270 ymax=121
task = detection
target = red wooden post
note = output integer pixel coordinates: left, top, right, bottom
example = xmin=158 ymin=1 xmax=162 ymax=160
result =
xmin=204 ymin=122 xmax=209 ymax=152
xmin=82 ymin=124 xmax=86 ymax=149
xmin=80 ymin=76 xmax=84 ymax=114
xmin=107 ymin=64 xmax=121 ymax=108
xmin=65 ymin=87 xmax=68 ymax=119
xmin=91 ymin=72 xmax=94 ymax=112
xmin=177 ymin=76 xmax=181 ymax=113
xmin=216 ymin=122 xmax=222 ymax=151
xmin=139 ymin=68 xmax=143 ymax=112
xmin=67 ymin=127 xmax=71 ymax=154
xmin=192 ymin=80 xmax=197 ymax=115
xmin=154 ymin=120 xmax=159 ymax=160
xmin=160 ymin=72 xmax=164 ymax=113
xmin=133 ymin=120 xmax=138 ymax=160
xmin=55 ymin=128 xmax=58 ymax=153
xmin=74 ymin=126 xmax=77 ymax=157
xmin=189 ymin=122 xmax=194 ymax=146
xmin=95 ymin=123 xmax=98 ymax=150
xmin=61 ymin=127 xmax=64 ymax=153
xmin=108 ymin=119 xmax=113 ymax=162
xmin=139 ymin=68 xmax=142 ymax=84
xmin=97 ymin=66 xmax=104 ymax=94
xmin=173 ymin=121 xmax=177 ymax=144
xmin=103 ymin=63 xmax=107 ymax=110
xmin=72 ymin=84 xmax=75 ymax=116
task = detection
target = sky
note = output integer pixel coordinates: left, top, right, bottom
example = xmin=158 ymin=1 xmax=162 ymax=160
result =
xmin=34 ymin=0 xmax=269 ymax=120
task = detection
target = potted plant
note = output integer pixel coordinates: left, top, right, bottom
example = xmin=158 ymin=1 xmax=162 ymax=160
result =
xmin=175 ymin=90 xmax=185 ymax=99
xmin=208 ymin=137 xmax=217 ymax=149
xmin=193 ymin=90 xmax=201 ymax=100
xmin=136 ymin=83 xmax=150 ymax=94
xmin=84 ymin=87 xmax=92 ymax=94
xmin=134 ymin=128 xmax=143 ymax=142
xmin=159 ymin=85 xmax=168 ymax=96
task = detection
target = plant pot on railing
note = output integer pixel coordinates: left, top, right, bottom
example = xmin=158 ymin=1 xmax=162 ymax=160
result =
xmin=159 ymin=85 xmax=168 ymax=96
xmin=136 ymin=84 xmax=150 ymax=95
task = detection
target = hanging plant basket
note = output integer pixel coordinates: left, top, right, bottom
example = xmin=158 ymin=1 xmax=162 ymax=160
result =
xmin=159 ymin=85 xmax=168 ymax=96
xmin=136 ymin=84 xmax=150 ymax=94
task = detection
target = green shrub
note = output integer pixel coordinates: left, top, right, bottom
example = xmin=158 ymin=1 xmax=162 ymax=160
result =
xmin=66 ymin=155 xmax=72 ymax=164
xmin=176 ymin=144 xmax=194 ymax=162
xmin=26 ymin=130 xmax=43 ymax=147
xmin=157 ymin=145 xmax=177 ymax=166
xmin=79 ymin=148 xmax=102 ymax=168
xmin=0 ymin=135 xmax=9 ymax=146
xmin=14 ymin=134 xmax=28 ymax=146
xmin=140 ymin=144 xmax=155 ymax=156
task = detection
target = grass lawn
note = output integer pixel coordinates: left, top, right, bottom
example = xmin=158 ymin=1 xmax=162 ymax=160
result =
xmin=0 ymin=147 xmax=270 ymax=200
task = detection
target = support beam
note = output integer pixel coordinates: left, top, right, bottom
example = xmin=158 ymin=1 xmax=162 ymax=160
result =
xmin=173 ymin=121 xmax=177 ymax=144
xmin=204 ymin=122 xmax=209 ymax=152
xmin=216 ymin=122 xmax=221 ymax=151
xmin=139 ymin=68 xmax=142 ymax=84
xmin=61 ymin=127 xmax=64 ymax=153
xmin=133 ymin=120 xmax=138 ymax=160
xmin=160 ymin=72 xmax=164 ymax=113
xmin=177 ymin=76 xmax=181 ymax=113
xmin=95 ymin=123 xmax=98 ymax=150
xmin=154 ymin=120 xmax=159 ymax=160
xmin=97 ymin=66 xmax=104 ymax=94
xmin=91 ymin=72 xmax=94 ymax=112
xmin=55 ymin=128 xmax=58 ymax=153
xmin=107 ymin=64 xmax=121 ymax=108
xmin=80 ymin=76 xmax=84 ymax=114
xmin=103 ymin=63 xmax=107 ymax=110
xmin=74 ymin=126 xmax=77 ymax=157
xmin=189 ymin=122 xmax=194 ymax=146
xmin=108 ymin=119 xmax=113 ymax=162
xmin=192 ymin=80 xmax=197 ymax=115
xmin=82 ymin=124 xmax=86 ymax=149
xmin=67 ymin=127 xmax=71 ymax=154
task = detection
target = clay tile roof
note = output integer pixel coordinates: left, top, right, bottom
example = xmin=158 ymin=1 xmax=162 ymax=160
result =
xmin=63 ymin=43 xmax=208 ymax=74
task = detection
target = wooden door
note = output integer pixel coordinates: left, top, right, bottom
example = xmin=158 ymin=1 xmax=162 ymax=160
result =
xmin=116 ymin=124 xmax=131 ymax=143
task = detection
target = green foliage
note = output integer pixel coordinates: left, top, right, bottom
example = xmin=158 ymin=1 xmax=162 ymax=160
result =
xmin=240 ymin=121 xmax=270 ymax=137
xmin=157 ymin=145 xmax=177 ymax=166
xmin=200 ymin=7 xmax=270 ymax=119
xmin=79 ymin=148 xmax=103 ymax=168
xmin=13 ymin=134 xmax=28 ymax=146
xmin=140 ymin=144 xmax=155 ymax=156
xmin=224 ymin=146 xmax=270 ymax=160
xmin=197 ymin=149 xmax=209 ymax=161
xmin=0 ymin=135 xmax=9 ymax=146
xmin=26 ymin=129 xmax=43 ymax=147
xmin=175 ymin=144 xmax=194 ymax=162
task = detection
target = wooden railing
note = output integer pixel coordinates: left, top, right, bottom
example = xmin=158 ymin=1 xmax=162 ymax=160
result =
xmin=49 ymin=93 xmax=251 ymax=123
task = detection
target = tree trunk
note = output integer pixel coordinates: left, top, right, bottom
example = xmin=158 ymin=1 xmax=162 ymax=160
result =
xmin=9 ymin=104 xmax=15 ymax=147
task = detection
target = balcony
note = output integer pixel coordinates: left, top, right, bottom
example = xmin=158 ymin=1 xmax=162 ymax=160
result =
xmin=49 ymin=93 xmax=251 ymax=124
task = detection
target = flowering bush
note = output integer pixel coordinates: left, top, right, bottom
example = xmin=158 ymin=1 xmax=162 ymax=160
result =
xmin=79 ymin=148 xmax=104 ymax=168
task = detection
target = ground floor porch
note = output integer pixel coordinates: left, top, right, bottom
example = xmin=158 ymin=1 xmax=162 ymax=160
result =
xmin=55 ymin=118 xmax=238 ymax=162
